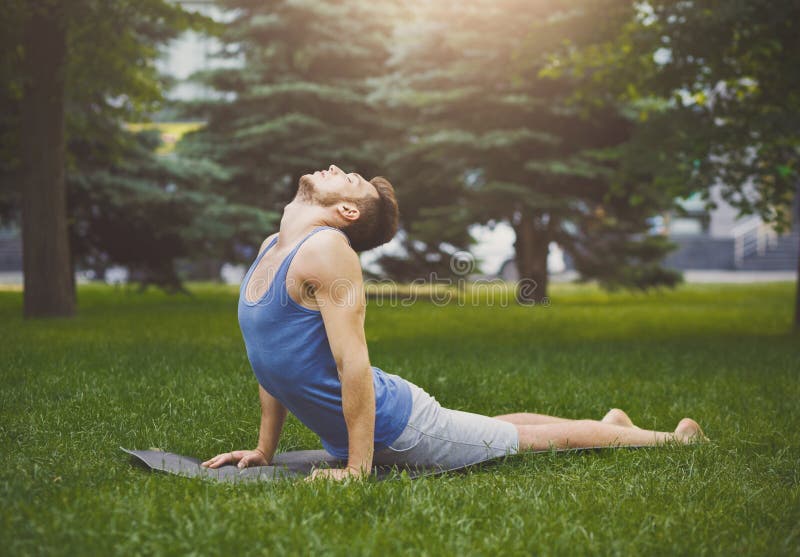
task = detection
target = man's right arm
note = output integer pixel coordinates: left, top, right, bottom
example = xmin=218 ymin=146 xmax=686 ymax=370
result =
xmin=201 ymin=384 xmax=287 ymax=469
xmin=255 ymin=383 xmax=287 ymax=463
xmin=201 ymin=233 xmax=285 ymax=469
xmin=254 ymin=232 xmax=284 ymax=461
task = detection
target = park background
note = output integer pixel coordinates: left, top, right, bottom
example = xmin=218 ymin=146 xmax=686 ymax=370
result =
xmin=1 ymin=0 xmax=798 ymax=555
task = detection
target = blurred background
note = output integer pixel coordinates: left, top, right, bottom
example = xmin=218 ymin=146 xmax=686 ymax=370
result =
xmin=1 ymin=0 xmax=798 ymax=318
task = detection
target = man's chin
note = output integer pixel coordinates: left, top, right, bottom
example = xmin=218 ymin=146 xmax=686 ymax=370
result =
xmin=296 ymin=174 xmax=316 ymax=201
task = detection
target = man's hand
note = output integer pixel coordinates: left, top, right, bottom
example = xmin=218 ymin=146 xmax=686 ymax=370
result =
xmin=305 ymin=466 xmax=369 ymax=482
xmin=201 ymin=448 xmax=268 ymax=469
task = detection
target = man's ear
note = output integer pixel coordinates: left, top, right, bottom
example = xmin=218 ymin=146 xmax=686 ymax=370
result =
xmin=337 ymin=202 xmax=360 ymax=223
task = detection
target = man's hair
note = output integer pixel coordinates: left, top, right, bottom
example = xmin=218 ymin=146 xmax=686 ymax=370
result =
xmin=342 ymin=176 xmax=399 ymax=252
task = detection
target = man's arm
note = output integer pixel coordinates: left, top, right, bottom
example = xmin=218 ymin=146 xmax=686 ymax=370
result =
xmin=201 ymin=383 xmax=287 ymax=469
xmin=256 ymin=383 xmax=288 ymax=463
xmin=303 ymin=231 xmax=374 ymax=479
xmin=202 ymin=233 xmax=285 ymax=470
xmin=252 ymin=232 xmax=286 ymax=462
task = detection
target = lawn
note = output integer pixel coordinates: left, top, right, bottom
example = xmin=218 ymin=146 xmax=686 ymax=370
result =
xmin=1 ymin=282 xmax=798 ymax=556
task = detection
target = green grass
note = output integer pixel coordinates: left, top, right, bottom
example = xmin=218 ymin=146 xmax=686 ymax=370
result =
xmin=1 ymin=282 xmax=798 ymax=556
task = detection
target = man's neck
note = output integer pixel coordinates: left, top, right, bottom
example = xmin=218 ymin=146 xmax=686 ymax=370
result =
xmin=275 ymin=199 xmax=332 ymax=249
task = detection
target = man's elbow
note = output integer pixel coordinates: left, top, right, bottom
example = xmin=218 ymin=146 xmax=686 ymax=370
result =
xmin=340 ymin=362 xmax=375 ymax=416
xmin=336 ymin=351 xmax=371 ymax=378
xmin=338 ymin=360 xmax=373 ymax=390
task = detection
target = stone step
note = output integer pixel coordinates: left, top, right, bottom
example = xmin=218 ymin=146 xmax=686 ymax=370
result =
xmin=739 ymin=233 xmax=798 ymax=271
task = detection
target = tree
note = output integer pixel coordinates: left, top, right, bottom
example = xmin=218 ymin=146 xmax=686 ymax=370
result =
xmin=581 ymin=0 xmax=800 ymax=326
xmin=1 ymin=1 xmax=256 ymax=316
xmin=179 ymin=0 xmax=401 ymax=220
xmin=18 ymin=4 xmax=73 ymax=317
xmin=68 ymin=129 xmax=277 ymax=294
xmin=379 ymin=0 xmax=679 ymax=303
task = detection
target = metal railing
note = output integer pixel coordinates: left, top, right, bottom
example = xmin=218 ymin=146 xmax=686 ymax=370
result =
xmin=732 ymin=218 xmax=779 ymax=268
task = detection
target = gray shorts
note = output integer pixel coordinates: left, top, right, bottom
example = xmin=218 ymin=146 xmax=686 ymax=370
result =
xmin=373 ymin=379 xmax=520 ymax=472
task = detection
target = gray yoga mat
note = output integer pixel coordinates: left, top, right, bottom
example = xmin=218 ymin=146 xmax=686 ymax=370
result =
xmin=121 ymin=447 xmax=441 ymax=482
xmin=122 ymin=444 xmax=650 ymax=483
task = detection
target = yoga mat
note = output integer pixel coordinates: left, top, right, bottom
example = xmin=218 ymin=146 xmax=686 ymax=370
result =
xmin=122 ymin=444 xmax=650 ymax=484
xmin=121 ymin=447 xmax=440 ymax=482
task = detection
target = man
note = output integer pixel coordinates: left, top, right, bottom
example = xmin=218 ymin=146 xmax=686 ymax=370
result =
xmin=202 ymin=164 xmax=705 ymax=481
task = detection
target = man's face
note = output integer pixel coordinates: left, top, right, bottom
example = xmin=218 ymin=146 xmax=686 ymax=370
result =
xmin=298 ymin=164 xmax=378 ymax=206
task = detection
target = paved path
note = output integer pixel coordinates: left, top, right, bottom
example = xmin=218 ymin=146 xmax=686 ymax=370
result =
xmin=681 ymin=270 xmax=796 ymax=283
xmin=549 ymin=270 xmax=796 ymax=283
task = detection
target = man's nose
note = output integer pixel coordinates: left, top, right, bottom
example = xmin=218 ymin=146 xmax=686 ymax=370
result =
xmin=329 ymin=164 xmax=341 ymax=174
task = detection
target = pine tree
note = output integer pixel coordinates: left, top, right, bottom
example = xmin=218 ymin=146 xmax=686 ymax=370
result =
xmin=0 ymin=0 xmax=236 ymax=314
xmin=380 ymin=0 xmax=679 ymax=303
xmin=68 ymin=129 xmax=277 ymax=293
xmin=179 ymin=0 xmax=400 ymax=215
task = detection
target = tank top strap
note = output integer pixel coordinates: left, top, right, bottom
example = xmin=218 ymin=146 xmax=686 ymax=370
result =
xmin=240 ymin=234 xmax=279 ymax=298
xmin=263 ymin=235 xmax=279 ymax=253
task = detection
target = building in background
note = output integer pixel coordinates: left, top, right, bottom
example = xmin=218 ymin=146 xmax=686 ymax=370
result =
xmin=491 ymin=184 xmax=799 ymax=281
xmin=660 ymin=185 xmax=799 ymax=272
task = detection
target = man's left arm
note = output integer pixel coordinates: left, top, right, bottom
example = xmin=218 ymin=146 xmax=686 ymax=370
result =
xmin=304 ymin=233 xmax=374 ymax=481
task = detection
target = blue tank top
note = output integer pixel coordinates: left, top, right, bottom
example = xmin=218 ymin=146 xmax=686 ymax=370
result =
xmin=237 ymin=226 xmax=412 ymax=459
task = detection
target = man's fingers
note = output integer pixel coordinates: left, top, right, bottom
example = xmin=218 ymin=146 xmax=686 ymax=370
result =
xmin=202 ymin=450 xmax=270 ymax=470
xmin=203 ymin=452 xmax=236 ymax=469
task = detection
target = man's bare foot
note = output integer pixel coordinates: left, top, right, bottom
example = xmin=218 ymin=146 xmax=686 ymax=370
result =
xmin=601 ymin=408 xmax=640 ymax=429
xmin=674 ymin=418 xmax=708 ymax=443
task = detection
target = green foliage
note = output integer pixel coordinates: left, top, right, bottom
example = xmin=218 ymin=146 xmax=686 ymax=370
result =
xmin=378 ymin=0 xmax=679 ymax=291
xmin=578 ymin=0 xmax=800 ymax=231
xmin=0 ymin=0 xmax=272 ymax=288
xmin=1 ymin=283 xmax=798 ymax=554
xmin=5 ymin=0 xmax=795 ymax=296
xmin=179 ymin=0 xmax=401 ymax=212
xmin=1 ymin=0 xmax=210 ymax=176
xmin=64 ymin=0 xmax=212 ymax=123
xmin=68 ymin=130 xmax=278 ymax=288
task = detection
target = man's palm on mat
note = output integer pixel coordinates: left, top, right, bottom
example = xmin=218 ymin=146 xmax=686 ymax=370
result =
xmin=202 ymin=449 xmax=268 ymax=470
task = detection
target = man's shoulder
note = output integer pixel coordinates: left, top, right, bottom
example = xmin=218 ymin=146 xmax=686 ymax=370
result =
xmin=296 ymin=228 xmax=360 ymax=278
xmin=306 ymin=227 xmax=352 ymax=252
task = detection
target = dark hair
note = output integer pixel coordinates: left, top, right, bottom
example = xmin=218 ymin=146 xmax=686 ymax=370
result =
xmin=342 ymin=176 xmax=399 ymax=252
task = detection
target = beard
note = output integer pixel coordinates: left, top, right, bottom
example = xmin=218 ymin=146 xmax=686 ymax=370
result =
xmin=296 ymin=174 xmax=341 ymax=207
xmin=296 ymin=174 xmax=316 ymax=202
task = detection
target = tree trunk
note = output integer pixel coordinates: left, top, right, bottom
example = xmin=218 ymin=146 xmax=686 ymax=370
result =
xmin=68 ymin=250 xmax=76 ymax=300
xmin=20 ymin=4 xmax=75 ymax=318
xmin=513 ymin=211 xmax=549 ymax=305
xmin=794 ymin=181 xmax=800 ymax=330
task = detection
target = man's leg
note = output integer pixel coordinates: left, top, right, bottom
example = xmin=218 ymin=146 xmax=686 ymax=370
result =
xmin=493 ymin=412 xmax=570 ymax=425
xmin=515 ymin=417 xmax=704 ymax=451
xmin=494 ymin=408 xmax=638 ymax=428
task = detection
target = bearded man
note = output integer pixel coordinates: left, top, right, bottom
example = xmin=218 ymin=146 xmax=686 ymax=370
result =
xmin=202 ymin=164 xmax=704 ymax=480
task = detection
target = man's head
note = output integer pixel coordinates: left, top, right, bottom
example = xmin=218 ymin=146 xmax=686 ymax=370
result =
xmin=297 ymin=164 xmax=399 ymax=252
